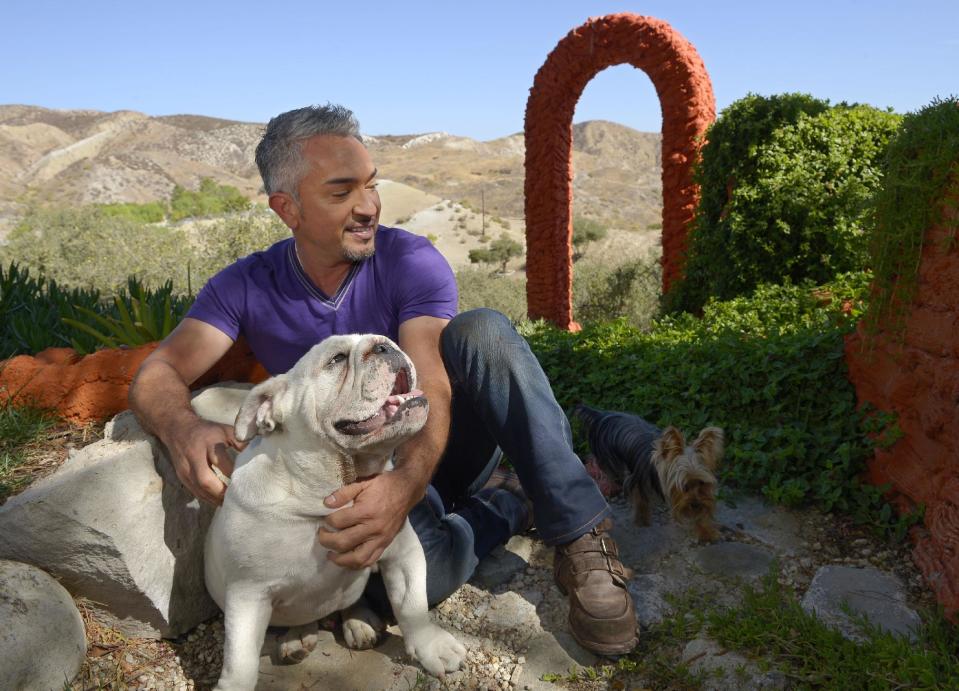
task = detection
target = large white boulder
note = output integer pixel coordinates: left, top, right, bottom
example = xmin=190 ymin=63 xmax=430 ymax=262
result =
xmin=0 ymin=383 xmax=252 ymax=638
xmin=0 ymin=560 xmax=87 ymax=690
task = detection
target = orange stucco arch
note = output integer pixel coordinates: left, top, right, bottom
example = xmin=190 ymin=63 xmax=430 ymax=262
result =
xmin=524 ymin=13 xmax=716 ymax=330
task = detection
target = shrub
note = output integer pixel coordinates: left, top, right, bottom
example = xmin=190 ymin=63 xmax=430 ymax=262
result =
xmin=522 ymin=271 xmax=906 ymax=532
xmin=468 ymin=233 xmax=523 ymax=273
xmin=97 ymin=201 xmax=168 ymax=223
xmin=170 ymin=178 xmax=249 ymax=221
xmin=668 ymin=94 xmax=900 ymax=313
xmin=572 ymin=216 xmax=608 ymax=259
xmin=573 ymin=254 xmax=661 ymax=330
xmin=186 ymin=209 xmax=292 ymax=283
xmin=0 ymin=206 xmax=289 ymax=298
xmin=2 ymin=206 xmax=191 ymax=294
xmin=455 ymin=266 xmax=527 ymax=322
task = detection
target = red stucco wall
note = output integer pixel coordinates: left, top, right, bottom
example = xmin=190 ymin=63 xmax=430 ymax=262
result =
xmin=524 ymin=13 xmax=715 ymax=330
xmin=0 ymin=338 xmax=267 ymax=424
xmin=845 ymin=185 xmax=959 ymax=618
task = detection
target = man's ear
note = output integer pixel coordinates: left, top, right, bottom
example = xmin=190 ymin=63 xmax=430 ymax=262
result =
xmin=234 ymin=375 xmax=289 ymax=442
xmin=268 ymin=192 xmax=300 ymax=230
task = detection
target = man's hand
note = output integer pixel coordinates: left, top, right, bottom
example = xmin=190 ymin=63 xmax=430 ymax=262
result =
xmin=164 ymin=419 xmax=245 ymax=506
xmin=318 ymin=472 xmax=422 ymax=569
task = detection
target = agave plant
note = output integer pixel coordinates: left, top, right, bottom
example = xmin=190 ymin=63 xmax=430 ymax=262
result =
xmin=61 ymin=277 xmax=194 ymax=353
xmin=0 ymin=262 xmax=103 ymax=357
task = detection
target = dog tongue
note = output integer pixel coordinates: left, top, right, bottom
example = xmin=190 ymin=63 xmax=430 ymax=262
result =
xmin=383 ymin=389 xmax=424 ymax=419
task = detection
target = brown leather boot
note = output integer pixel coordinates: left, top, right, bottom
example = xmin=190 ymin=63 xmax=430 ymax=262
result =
xmin=554 ymin=518 xmax=638 ymax=656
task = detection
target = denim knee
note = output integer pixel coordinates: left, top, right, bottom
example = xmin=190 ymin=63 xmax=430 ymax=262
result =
xmin=441 ymin=308 xmax=513 ymax=354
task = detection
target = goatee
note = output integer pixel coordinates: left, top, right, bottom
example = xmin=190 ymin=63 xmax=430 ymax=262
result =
xmin=342 ymin=246 xmax=375 ymax=262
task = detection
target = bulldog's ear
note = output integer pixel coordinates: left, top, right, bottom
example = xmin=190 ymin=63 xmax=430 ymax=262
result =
xmin=234 ymin=375 xmax=289 ymax=442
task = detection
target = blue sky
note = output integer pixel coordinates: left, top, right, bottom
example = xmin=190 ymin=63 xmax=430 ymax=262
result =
xmin=3 ymin=0 xmax=956 ymax=140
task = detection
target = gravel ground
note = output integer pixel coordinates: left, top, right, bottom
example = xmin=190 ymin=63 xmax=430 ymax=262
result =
xmin=13 ymin=421 xmax=930 ymax=690
xmin=70 ymin=497 xmax=934 ymax=690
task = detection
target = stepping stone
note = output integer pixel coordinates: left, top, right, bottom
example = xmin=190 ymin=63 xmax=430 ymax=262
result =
xmin=609 ymin=499 xmax=686 ymax=570
xmin=801 ymin=565 xmax=921 ymax=641
xmin=628 ymin=573 xmax=672 ymax=628
xmin=715 ymin=494 xmax=804 ymax=554
xmin=694 ymin=542 xmax=774 ymax=580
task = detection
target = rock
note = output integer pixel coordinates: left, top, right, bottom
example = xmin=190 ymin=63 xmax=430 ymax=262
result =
xmin=0 ymin=384 xmax=251 ymax=638
xmin=256 ymin=627 xmax=421 ymax=690
xmin=0 ymin=560 xmax=86 ymax=690
xmin=682 ymin=637 xmax=787 ymax=690
xmin=693 ymin=542 xmax=774 ymax=581
xmin=514 ymin=631 xmax=596 ymax=691
xmin=482 ymin=591 xmax=543 ymax=646
xmin=801 ymin=565 xmax=922 ymax=641
xmin=471 ymin=535 xmax=535 ymax=590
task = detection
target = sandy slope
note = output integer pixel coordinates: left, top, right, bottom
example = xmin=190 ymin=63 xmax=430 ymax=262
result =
xmin=377 ymin=178 xmax=525 ymax=269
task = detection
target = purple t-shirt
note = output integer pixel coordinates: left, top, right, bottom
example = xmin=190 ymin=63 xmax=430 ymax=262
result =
xmin=187 ymin=226 xmax=458 ymax=374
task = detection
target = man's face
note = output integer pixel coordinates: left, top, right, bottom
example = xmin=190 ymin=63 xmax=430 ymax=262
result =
xmin=288 ymin=134 xmax=381 ymax=264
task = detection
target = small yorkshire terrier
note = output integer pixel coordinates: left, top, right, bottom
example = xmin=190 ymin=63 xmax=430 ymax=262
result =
xmin=572 ymin=404 xmax=724 ymax=542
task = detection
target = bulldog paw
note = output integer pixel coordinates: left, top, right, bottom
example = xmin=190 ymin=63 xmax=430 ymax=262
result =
xmin=406 ymin=624 xmax=466 ymax=677
xmin=342 ymin=597 xmax=385 ymax=650
xmin=277 ymin=621 xmax=319 ymax=664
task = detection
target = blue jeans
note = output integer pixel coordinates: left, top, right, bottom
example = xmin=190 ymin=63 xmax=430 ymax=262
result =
xmin=365 ymin=308 xmax=611 ymax=612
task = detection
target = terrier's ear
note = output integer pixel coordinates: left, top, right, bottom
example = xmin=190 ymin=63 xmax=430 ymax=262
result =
xmin=693 ymin=427 xmax=725 ymax=471
xmin=657 ymin=426 xmax=687 ymax=459
xmin=234 ymin=375 xmax=289 ymax=442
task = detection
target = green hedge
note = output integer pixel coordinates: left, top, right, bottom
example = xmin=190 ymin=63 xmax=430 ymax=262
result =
xmin=523 ymin=272 xmax=907 ymax=532
xmin=668 ymin=94 xmax=901 ymax=313
xmin=866 ymin=96 xmax=959 ymax=332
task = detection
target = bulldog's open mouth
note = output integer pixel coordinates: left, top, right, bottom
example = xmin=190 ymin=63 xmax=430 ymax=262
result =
xmin=334 ymin=367 xmax=426 ymax=436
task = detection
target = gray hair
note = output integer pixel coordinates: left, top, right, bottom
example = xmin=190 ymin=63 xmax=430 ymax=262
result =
xmin=255 ymin=104 xmax=361 ymax=201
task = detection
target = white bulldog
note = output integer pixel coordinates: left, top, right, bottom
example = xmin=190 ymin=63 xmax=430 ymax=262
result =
xmin=204 ymin=334 xmax=466 ymax=690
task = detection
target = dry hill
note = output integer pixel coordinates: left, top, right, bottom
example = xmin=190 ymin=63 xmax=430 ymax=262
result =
xmin=0 ymin=105 xmax=662 ymax=236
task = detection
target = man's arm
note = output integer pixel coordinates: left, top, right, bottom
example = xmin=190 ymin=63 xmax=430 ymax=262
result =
xmin=319 ymin=315 xmax=451 ymax=568
xmin=392 ymin=315 xmax=452 ymax=497
xmin=129 ymin=317 xmax=241 ymax=505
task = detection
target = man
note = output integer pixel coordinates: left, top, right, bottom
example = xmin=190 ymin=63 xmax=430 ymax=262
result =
xmin=129 ymin=104 xmax=638 ymax=656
